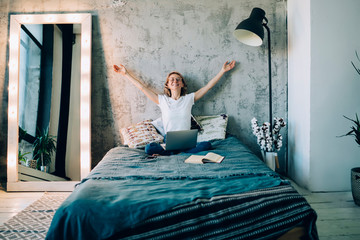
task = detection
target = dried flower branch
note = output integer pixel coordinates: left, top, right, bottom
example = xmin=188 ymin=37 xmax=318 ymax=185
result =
xmin=251 ymin=117 xmax=286 ymax=152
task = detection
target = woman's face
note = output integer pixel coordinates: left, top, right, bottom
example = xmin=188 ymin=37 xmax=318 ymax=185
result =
xmin=167 ymin=73 xmax=184 ymax=91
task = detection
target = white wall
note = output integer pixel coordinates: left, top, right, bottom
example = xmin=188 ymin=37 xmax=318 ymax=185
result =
xmin=288 ymin=0 xmax=311 ymax=189
xmin=288 ymin=0 xmax=360 ymax=191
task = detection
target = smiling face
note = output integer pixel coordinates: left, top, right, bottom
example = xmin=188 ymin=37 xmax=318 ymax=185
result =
xmin=164 ymin=71 xmax=187 ymax=97
xmin=167 ymin=73 xmax=184 ymax=90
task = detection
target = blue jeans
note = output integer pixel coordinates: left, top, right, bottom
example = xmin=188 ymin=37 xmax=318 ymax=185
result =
xmin=145 ymin=141 xmax=212 ymax=156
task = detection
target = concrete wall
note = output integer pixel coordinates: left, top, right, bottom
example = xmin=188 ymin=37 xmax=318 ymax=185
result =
xmin=288 ymin=0 xmax=360 ymax=191
xmin=0 ymin=0 xmax=287 ymax=174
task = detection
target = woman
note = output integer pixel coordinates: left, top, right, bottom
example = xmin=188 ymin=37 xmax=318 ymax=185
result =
xmin=114 ymin=60 xmax=236 ymax=155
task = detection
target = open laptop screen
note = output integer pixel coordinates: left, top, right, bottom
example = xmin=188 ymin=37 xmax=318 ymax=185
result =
xmin=164 ymin=129 xmax=198 ymax=151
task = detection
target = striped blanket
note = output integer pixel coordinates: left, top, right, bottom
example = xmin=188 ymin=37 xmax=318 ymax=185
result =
xmin=113 ymin=185 xmax=318 ymax=240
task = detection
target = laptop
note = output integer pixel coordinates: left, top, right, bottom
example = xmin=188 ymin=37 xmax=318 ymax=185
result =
xmin=162 ymin=129 xmax=198 ymax=151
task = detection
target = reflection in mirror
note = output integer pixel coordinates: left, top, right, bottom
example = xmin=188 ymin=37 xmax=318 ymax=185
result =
xmin=18 ymin=23 xmax=81 ymax=181
xmin=7 ymin=14 xmax=91 ymax=191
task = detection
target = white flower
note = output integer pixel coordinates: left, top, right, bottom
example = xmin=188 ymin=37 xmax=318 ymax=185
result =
xmin=251 ymin=117 xmax=286 ymax=152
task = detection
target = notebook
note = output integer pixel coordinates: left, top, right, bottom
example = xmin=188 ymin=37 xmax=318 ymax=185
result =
xmin=162 ymin=129 xmax=198 ymax=151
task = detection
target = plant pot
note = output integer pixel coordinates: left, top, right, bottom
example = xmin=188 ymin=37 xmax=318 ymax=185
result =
xmin=41 ymin=166 xmax=49 ymax=173
xmin=351 ymin=167 xmax=360 ymax=206
xmin=26 ymin=159 xmax=37 ymax=169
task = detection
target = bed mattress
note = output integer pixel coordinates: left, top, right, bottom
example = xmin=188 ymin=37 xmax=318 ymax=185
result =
xmin=46 ymin=136 xmax=318 ymax=240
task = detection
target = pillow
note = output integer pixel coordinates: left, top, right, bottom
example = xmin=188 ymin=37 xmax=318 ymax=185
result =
xmin=190 ymin=114 xmax=203 ymax=132
xmin=194 ymin=114 xmax=228 ymax=142
xmin=120 ymin=120 xmax=164 ymax=148
xmin=151 ymin=118 xmax=166 ymax=136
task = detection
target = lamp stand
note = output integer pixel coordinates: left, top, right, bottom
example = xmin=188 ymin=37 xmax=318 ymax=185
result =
xmin=263 ymin=22 xmax=272 ymax=133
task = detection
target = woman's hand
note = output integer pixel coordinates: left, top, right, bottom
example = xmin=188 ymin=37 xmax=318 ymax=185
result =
xmin=113 ymin=64 xmax=127 ymax=76
xmin=194 ymin=60 xmax=237 ymax=102
xmin=113 ymin=64 xmax=159 ymax=104
xmin=221 ymin=60 xmax=236 ymax=73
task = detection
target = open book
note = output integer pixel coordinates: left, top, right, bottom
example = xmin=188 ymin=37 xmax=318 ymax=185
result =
xmin=185 ymin=152 xmax=224 ymax=164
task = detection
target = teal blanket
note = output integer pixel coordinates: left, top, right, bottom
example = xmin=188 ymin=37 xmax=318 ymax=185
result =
xmin=46 ymin=137 xmax=288 ymax=240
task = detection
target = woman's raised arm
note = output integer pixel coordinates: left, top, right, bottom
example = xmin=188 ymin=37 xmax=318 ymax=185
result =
xmin=114 ymin=64 xmax=159 ymax=104
xmin=194 ymin=60 xmax=236 ymax=102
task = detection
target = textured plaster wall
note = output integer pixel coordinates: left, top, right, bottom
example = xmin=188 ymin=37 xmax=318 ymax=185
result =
xmin=0 ymin=0 xmax=287 ymax=172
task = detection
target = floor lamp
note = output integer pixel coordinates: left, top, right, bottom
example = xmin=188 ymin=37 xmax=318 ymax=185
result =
xmin=233 ymin=7 xmax=273 ymax=132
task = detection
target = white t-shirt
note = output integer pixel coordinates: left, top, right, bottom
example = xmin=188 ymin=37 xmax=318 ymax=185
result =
xmin=158 ymin=93 xmax=194 ymax=133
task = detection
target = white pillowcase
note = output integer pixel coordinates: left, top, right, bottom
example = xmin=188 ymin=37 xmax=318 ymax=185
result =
xmin=151 ymin=118 xmax=166 ymax=136
xmin=194 ymin=114 xmax=228 ymax=142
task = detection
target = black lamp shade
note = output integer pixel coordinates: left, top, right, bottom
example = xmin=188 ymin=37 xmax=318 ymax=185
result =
xmin=233 ymin=8 xmax=266 ymax=46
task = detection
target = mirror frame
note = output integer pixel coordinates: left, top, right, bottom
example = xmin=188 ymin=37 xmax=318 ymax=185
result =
xmin=7 ymin=13 xmax=92 ymax=191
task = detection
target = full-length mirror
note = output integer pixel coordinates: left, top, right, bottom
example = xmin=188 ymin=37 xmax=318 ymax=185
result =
xmin=7 ymin=14 xmax=92 ymax=191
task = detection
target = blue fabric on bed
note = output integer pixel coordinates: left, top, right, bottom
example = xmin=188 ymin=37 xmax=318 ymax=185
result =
xmin=46 ymin=136 xmax=288 ymax=240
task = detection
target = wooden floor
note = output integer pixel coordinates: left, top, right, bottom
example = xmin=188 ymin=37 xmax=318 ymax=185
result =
xmin=0 ymin=182 xmax=360 ymax=239
xmin=291 ymin=182 xmax=360 ymax=240
xmin=0 ymin=184 xmax=44 ymax=226
xmin=304 ymin=192 xmax=360 ymax=239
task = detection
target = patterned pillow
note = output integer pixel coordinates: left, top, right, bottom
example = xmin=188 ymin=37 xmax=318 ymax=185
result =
xmin=120 ymin=120 xmax=164 ymax=148
xmin=194 ymin=114 xmax=228 ymax=142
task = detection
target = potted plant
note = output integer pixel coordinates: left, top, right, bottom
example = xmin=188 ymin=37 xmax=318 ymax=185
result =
xmin=32 ymin=127 xmax=57 ymax=172
xmin=340 ymin=114 xmax=360 ymax=206
xmin=340 ymin=52 xmax=360 ymax=206
xmin=18 ymin=150 xmax=31 ymax=165
xmin=18 ymin=127 xmax=36 ymax=168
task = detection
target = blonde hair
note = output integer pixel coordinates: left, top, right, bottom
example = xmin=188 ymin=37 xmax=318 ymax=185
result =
xmin=164 ymin=71 xmax=188 ymax=97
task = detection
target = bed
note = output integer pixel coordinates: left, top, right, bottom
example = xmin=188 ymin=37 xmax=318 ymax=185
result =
xmin=46 ymin=136 xmax=318 ymax=240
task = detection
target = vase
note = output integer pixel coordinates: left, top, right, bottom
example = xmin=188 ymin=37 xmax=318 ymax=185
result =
xmin=26 ymin=159 xmax=37 ymax=169
xmin=351 ymin=167 xmax=360 ymax=206
xmin=265 ymin=152 xmax=277 ymax=171
xmin=41 ymin=166 xmax=49 ymax=173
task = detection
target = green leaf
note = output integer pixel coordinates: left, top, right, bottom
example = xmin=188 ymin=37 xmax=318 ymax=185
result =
xmin=32 ymin=127 xmax=57 ymax=166
xmin=340 ymin=114 xmax=360 ymax=147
